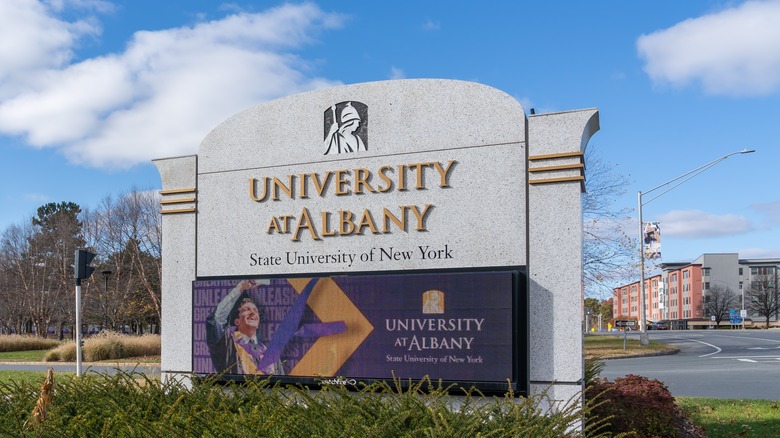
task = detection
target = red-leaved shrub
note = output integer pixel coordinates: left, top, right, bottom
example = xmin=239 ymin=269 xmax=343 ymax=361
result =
xmin=586 ymin=374 xmax=680 ymax=437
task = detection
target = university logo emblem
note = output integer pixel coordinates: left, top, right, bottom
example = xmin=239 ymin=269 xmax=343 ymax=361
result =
xmin=422 ymin=289 xmax=445 ymax=314
xmin=323 ymin=101 xmax=368 ymax=155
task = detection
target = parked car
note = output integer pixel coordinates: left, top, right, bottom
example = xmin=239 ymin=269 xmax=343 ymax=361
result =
xmin=649 ymin=320 xmax=670 ymax=330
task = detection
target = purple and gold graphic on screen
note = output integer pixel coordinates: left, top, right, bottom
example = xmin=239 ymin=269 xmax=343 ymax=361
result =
xmin=193 ymin=271 xmax=514 ymax=382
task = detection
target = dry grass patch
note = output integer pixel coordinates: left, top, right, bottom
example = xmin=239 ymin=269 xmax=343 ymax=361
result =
xmin=44 ymin=332 xmax=161 ymax=362
xmin=584 ymin=334 xmax=677 ymax=359
xmin=0 ymin=335 xmax=60 ymax=353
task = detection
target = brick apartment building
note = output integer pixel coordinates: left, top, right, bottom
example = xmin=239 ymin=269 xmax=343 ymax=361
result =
xmin=613 ymin=253 xmax=779 ymax=328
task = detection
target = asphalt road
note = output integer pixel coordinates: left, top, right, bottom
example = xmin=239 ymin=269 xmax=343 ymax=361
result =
xmin=600 ymin=329 xmax=780 ymax=400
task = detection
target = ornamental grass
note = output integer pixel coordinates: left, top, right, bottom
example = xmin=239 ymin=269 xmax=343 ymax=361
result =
xmin=0 ymin=335 xmax=61 ymax=353
xmin=44 ymin=332 xmax=161 ymax=362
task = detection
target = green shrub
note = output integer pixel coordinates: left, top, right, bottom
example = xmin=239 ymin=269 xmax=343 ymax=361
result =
xmin=0 ymin=335 xmax=60 ymax=352
xmin=0 ymin=373 xmax=608 ymax=437
xmin=587 ymin=374 xmax=681 ymax=437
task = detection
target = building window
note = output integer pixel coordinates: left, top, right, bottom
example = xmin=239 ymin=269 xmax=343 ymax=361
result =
xmin=739 ymin=282 xmax=743 ymax=289
xmin=739 ymin=268 xmax=743 ymax=275
xmin=683 ymin=271 xmax=689 ymax=279
xmin=703 ymin=268 xmax=710 ymax=276
xmin=752 ymin=266 xmax=775 ymax=275
xmin=671 ymin=273 xmax=677 ymax=282
xmin=704 ymin=282 xmax=710 ymax=290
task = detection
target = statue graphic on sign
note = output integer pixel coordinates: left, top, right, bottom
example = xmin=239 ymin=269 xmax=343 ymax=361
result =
xmin=422 ymin=290 xmax=445 ymax=314
xmin=323 ymin=101 xmax=368 ymax=155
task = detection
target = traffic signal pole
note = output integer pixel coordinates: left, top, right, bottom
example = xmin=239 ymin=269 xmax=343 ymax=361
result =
xmin=74 ymin=249 xmax=97 ymax=378
xmin=75 ymin=280 xmax=83 ymax=377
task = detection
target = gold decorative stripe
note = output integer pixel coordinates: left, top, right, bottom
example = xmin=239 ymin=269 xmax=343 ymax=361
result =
xmin=160 ymin=188 xmax=196 ymax=195
xmin=160 ymin=208 xmax=196 ymax=215
xmin=529 ymin=163 xmax=585 ymax=173
xmin=159 ymin=197 xmax=196 ymax=205
xmin=528 ymin=151 xmax=584 ymax=161
xmin=529 ymin=176 xmax=585 ymax=185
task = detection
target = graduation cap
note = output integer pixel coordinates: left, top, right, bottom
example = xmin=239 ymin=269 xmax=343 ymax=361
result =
xmin=228 ymin=291 xmax=259 ymax=326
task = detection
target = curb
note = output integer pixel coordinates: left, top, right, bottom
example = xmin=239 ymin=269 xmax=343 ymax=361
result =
xmin=599 ymin=348 xmax=680 ymax=360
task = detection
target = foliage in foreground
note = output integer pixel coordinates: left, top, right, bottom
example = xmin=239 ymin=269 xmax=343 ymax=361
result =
xmin=0 ymin=372 xmax=607 ymax=437
xmin=44 ymin=332 xmax=160 ymax=362
xmin=0 ymin=335 xmax=61 ymax=353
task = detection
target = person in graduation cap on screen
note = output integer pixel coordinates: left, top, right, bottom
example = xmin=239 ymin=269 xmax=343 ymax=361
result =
xmin=206 ymin=280 xmax=284 ymax=375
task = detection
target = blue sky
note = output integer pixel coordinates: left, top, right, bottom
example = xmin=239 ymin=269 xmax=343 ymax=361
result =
xmin=1 ymin=1 xmax=778 ymax=272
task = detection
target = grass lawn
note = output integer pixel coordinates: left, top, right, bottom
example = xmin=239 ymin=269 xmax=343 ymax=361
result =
xmin=678 ymin=397 xmax=780 ymax=438
xmin=584 ymin=333 xmax=677 ymax=359
xmin=0 ymin=350 xmax=47 ymax=362
xmin=0 ymin=350 xmax=159 ymax=364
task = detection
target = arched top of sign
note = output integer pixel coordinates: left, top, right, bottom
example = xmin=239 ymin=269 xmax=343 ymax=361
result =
xmin=197 ymin=79 xmax=525 ymax=174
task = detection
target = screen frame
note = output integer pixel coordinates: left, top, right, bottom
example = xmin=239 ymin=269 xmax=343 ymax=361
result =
xmin=191 ymin=266 xmax=528 ymax=396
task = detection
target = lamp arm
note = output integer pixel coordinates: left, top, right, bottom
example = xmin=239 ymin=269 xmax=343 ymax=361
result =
xmin=642 ymin=161 xmax=723 ymax=206
xmin=642 ymin=154 xmax=733 ymax=198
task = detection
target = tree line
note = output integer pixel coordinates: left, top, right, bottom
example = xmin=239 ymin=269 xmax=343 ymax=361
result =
xmin=0 ymin=188 xmax=160 ymax=338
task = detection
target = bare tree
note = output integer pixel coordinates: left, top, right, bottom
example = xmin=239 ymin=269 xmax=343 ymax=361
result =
xmin=583 ymin=147 xmax=635 ymax=298
xmin=0 ymin=222 xmax=36 ymax=334
xmin=702 ymin=284 xmax=738 ymax=326
xmin=82 ymin=188 xmax=161 ymax=333
xmin=745 ymin=274 xmax=779 ymax=328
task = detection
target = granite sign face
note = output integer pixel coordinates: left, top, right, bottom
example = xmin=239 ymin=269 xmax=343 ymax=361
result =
xmin=195 ymin=80 xmax=526 ymax=278
xmin=155 ymin=79 xmax=599 ymax=401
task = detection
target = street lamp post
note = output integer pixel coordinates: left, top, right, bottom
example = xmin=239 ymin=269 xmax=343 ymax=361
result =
xmin=637 ymin=149 xmax=755 ymax=345
xmin=101 ymin=270 xmax=112 ymax=331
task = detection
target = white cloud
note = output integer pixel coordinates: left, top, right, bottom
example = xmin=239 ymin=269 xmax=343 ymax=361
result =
xmin=637 ymin=0 xmax=780 ymax=96
xmin=23 ymin=192 xmax=51 ymax=202
xmin=752 ymin=200 xmax=780 ymax=224
xmin=0 ymin=0 xmax=100 ymax=92
xmin=739 ymin=247 xmax=780 ymax=258
xmin=658 ymin=209 xmax=753 ymax=238
xmin=422 ymin=19 xmax=440 ymax=31
xmin=389 ymin=66 xmax=406 ymax=79
xmin=0 ymin=1 xmax=345 ymax=168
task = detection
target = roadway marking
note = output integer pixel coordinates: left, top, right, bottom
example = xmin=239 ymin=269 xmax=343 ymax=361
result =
xmin=681 ymin=339 xmax=722 ymax=357
xmin=708 ymin=334 xmax=780 ymax=344
xmin=710 ymin=355 xmax=780 ymax=359
xmin=738 ymin=359 xmax=757 ymax=363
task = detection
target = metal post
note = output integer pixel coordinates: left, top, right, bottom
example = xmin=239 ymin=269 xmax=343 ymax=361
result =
xmin=101 ymin=270 xmax=112 ymax=331
xmin=742 ymin=280 xmax=746 ymax=330
xmin=75 ymin=282 xmax=82 ymax=377
xmin=638 ymin=192 xmax=649 ymax=345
